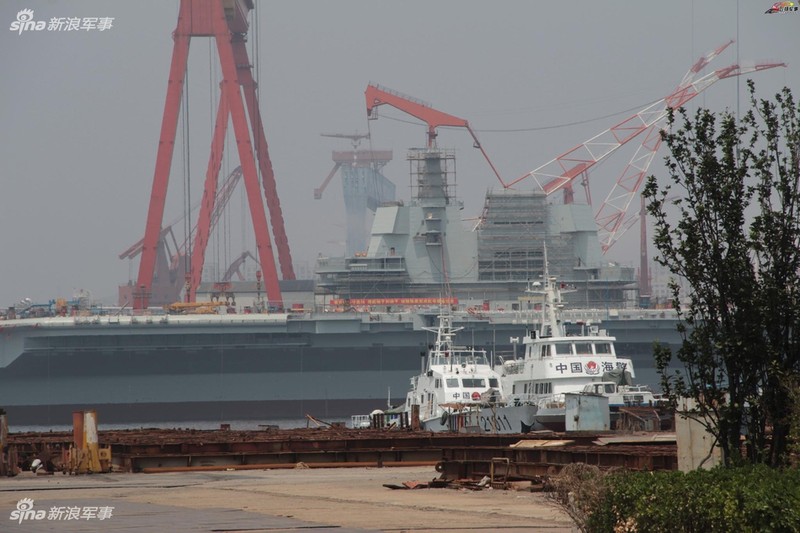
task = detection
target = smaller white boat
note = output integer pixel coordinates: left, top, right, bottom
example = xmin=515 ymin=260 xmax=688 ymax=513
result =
xmin=579 ymin=369 xmax=662 ymax=409
xmin=402 ymin=312 xmax=536 ymax=433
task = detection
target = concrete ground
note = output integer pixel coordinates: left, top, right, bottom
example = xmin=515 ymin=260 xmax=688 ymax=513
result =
xmin=0 ymin=466 xmax=575 ymax=532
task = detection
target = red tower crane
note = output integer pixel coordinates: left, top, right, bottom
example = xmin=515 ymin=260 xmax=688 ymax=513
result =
xmin=365 ymin=83 xmax=507 ymax=188
xmin=134 ymin=0 xmax=292 ymax=310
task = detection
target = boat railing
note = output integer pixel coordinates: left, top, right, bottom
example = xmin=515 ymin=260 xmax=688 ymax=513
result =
xmin=511 ymin=391 xmax=566 ymax=408
xmin=530 ymin=393 xmax=566 ymax=409
xmin=350 ymin=414 xmax=372 ymax=429
xmin=431 ymin=353 xmax=489 ymax=367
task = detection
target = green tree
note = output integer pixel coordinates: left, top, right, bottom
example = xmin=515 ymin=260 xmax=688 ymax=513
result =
xmin=644 ymin=81 xmax=800 ymax=466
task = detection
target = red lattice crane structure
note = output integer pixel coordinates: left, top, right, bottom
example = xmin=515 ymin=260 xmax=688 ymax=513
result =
xmin=134 ymin=0 xmax=292 ymax=310
xmin=506 ymin=43 xmax=785 ymax=198
xmin=365 ymin=83 xmax=507 ymax=188
xmin=594 ymin=56 xmax=785 ymax=253
xmin=504 ymin=42 xmax=785 ymax=255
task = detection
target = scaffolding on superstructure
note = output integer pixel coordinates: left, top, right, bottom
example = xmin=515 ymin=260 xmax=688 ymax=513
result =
xmin=477 ymin=190 xmax=570 ymax=282
xmin=408 ymin=148 xmax=457 ymax=208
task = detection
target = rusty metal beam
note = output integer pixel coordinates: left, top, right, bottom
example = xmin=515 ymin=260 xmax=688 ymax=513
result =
xmin=6 ymin=428 xmax=677 ymax=475
xmin=141 ymin=460 xmax=437 ymax=474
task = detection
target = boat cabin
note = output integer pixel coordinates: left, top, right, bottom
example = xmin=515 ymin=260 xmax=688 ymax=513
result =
xmin=529 ymin=337 xmax=616 ymax=359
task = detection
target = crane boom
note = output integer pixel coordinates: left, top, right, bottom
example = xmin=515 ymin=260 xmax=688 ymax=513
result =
xmin=320 ymin=132 xmax=370 ymax=144
xmin=365 ymin=83 xmax=507 ymax=187
xmin=595 ymin=60 xmax=786 ymax=253
xmin=120 ymin=166 xmax=243 ymax=261
xmin=507 ymin=53 xmax=785 ymax=195
xmin=314 ymin=162 xmax=342 ymax=200
xmin=222 ymin=251 xmax=258 ymax=282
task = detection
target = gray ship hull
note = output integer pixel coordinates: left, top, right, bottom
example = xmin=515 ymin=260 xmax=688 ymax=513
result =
xmin=0 ymin=311 xmax=682 ymax=426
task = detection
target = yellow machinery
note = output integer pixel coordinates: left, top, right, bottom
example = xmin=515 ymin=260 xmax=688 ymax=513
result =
xmin=163 ymin=301 xmax=223 ymax=315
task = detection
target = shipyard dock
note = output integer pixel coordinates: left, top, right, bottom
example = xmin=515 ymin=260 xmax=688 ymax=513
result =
xmin=2 ymin=423 xmax=677 ymax=531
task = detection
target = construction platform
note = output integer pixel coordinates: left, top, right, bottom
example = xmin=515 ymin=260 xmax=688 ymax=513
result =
xmin=3 ymin=426 xmax=677 ymax=477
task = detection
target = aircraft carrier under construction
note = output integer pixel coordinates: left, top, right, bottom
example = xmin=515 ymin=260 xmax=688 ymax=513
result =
xmin=0 ymin=125 xmax=688 ymax=426
xmin=1 ymin=1 xmax=782 ymax=427
xmin=0 ymin=144 xmax=682 ymax=426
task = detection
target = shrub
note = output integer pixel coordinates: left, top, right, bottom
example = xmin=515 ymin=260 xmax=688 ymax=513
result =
xmin=584 ymin=465 xmax=800 ymax=533
xmin=545 ymin=463 xmax=608 ymax=533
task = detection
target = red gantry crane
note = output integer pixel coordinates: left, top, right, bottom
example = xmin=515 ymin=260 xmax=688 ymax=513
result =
xmin=134 ymin=0 xmax=292 ymax=310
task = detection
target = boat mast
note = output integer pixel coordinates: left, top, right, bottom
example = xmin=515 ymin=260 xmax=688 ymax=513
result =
xmin=531 ymin=244 xmax=566 ymax=339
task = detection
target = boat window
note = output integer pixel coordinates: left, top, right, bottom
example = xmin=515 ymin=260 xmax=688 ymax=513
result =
xmin=540 ymin=345 xmax=550 ymax=357
xmin=446 ymin=378 xmax=459 ymax=388
xmin=605 ymin=384 xmax=616 ymax=394
xmin=462 ymin=378 xmax=485 ymax=388
xmin=574 ymin=342 xmax=592 ymax=355
xmin=595 ymin=343 xmax=612 ymax=354
xmin=435 ymin=379 xmax=441 ymax=388
xmin=489 ymin=378 xmax=499 ymax=388
xmin=554 ymin=343 xmax=572 ymax=355
xmin=623 ymin=394 xmax=645 ymax=405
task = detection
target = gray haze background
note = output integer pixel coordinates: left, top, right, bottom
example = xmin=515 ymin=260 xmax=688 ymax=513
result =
xmin=0 ymin=1 xmax=797 ymax=307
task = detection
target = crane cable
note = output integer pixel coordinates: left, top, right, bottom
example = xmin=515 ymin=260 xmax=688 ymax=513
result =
xmin=374 ymin=97 xmax=662 ymax=134
xmin=210 ymin=39 xmax=221 ymax=281
xmin=182 ymin=52 xmax=192 ymax=290
xmin=250 ymin=7 xmax=260 ymax=272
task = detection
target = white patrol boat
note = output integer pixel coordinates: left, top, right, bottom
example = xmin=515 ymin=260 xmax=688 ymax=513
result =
xmin=497 ymin=271 xmax=643 ymax=431
xmin=403 ymin=312 xmax=536 ymax=433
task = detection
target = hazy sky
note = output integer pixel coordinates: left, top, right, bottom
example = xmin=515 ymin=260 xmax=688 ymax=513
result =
xmin=1 ymin=1 xmax=797 ymax=307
